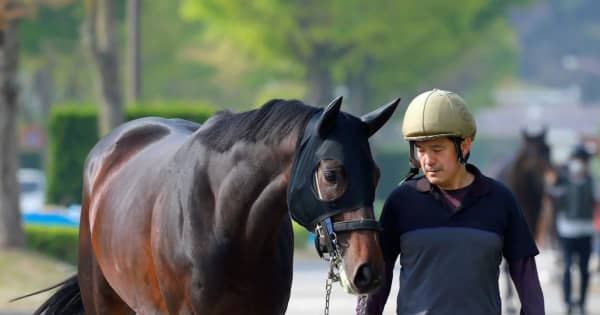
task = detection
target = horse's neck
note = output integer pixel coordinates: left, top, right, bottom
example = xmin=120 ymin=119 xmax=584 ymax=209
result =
xmin=208 ymin=134 xmax=298 ymax=256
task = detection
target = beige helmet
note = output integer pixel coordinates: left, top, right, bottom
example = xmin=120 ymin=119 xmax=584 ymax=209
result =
xmin=402 ymin=89 xmax=476 ymax=141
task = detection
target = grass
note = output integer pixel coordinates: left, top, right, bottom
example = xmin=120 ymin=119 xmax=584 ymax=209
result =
xmin=0 ymin=248 xmax=75 ymax=311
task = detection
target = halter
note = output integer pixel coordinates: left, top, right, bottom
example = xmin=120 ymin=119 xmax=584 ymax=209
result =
xmin=313 ymin=216 xmax=381 ymax=261
xmin=314 ymin=215 xmax=380 ymax=315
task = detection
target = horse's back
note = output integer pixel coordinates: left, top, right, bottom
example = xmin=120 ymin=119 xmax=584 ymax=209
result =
xmin=83 ymin=117 xmax=200 ymax=192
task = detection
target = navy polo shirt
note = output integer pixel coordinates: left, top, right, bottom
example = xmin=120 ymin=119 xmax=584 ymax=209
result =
xmin=379 ymin=164 xmax=538 ymax=315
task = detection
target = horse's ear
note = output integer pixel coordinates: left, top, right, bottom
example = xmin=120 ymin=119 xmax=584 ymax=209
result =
xmin=541 ymin=125 xmax=547 ymax=137
xmin=521 ymin=128 xmax=530 ymax=140
xmin=317 ymin=96 xmax=343 ymax=138
xmin=361 ymin=98 xmax=401 ymax=137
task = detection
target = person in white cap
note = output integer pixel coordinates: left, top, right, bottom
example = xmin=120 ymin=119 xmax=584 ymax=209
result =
xmin=546 ymin=144 xmax=598 ymax=315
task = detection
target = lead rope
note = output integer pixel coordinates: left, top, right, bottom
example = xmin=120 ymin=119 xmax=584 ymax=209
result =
xmin=324 ymin=250 xmax=341 ymax=315
xmin=324 ymin=258 xmax=337 ymax=315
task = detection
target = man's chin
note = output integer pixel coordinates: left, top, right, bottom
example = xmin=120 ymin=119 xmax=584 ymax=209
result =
xmin=425 ymin=174 xmax=443 ymax=185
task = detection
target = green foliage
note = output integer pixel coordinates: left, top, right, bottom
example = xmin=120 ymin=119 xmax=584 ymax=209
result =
xmin=373 ymin=147 xmax=409 ymax=201
xmin=46 ymin=103 xmax=215 ymax=205
xmin=180 ymin=0 xmax=525 ymax=108
xmin=126 ymin=102 xmax=215 ymax=122
xmin=140 ymin=0 xmax=223 ymax=103
xmin=46 ymin=105 xmax=98 ymax=205
xmin=20 ymin=2 xmax=83 ymax=55
xmin=24 ymin=224 xmax=79 ymax=265
xmin=292 ymin=220 xmax=309 ymax=249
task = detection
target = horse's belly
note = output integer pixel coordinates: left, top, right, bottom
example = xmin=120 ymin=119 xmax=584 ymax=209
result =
xmin=193 ymin=274 xmax=292 ymax=315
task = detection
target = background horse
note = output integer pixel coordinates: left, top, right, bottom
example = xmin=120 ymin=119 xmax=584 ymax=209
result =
xmin=497 ymin=128 xmax=552 ymax=240
xmin=495 ymin=128 xmax=552 ymax=314
xmin=33 ymin=96 xmax=399 ymax=315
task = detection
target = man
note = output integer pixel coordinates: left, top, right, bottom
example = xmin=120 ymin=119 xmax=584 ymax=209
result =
xmin=357 ymin=89 xmax=545 ymax=315
xmin=546 ymin=144 xmax=598 ymax=315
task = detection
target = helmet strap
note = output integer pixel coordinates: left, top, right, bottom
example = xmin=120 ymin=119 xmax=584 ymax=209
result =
xmin=408 ymin=141 xmax=420 ymax=168
xmin=451 ymin=137 xmax=469 ymax=164
xmin=399 ymin=141 xmax=421 ymax=184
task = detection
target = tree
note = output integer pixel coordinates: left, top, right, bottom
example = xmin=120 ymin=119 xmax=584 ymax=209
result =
xmin=513 ymin=0 xmax=600 ymax=101
xmin=84 ymin=0 xmax=123 ymax=135
xmin=19 ymin=1 xmax=83 ymax=120
xmin=0 ymin=0 xmax=26 ymax=248
xmin=181 ymin=0 xmax=525 ymax=109
xmin=181 ymin=0 xmax=359 ymax=105
xmin=126 ymin=0 xmax=140 ymax=104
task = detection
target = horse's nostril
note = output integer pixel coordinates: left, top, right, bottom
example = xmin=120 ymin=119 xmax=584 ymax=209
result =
xmin=354 ymin=264 xmax=375 ymax=290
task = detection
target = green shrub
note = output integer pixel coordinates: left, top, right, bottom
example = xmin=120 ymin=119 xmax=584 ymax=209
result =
xmin=46 ymin=105 xmax=98 ymax=205
xmin=24 ymin=224 xmax=79 ymax=265
xmin=292 ymin=221 xmax=309 ymax=249
xmin=126 ymin=102 xmax=214 ymax=122
xmin=46 ymin=103 xmax=215 ymax=205
xmin=373 ymin=147 xmax=409 ymax=201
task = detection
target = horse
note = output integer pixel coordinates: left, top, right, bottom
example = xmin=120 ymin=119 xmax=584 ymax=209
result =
xmin=497 ymin=128 xmax=552 ymax=240
xmin=32 ymin=96 xmax=400 ymax=315
xmin=495 ymin=127 xmax=552 ymax=314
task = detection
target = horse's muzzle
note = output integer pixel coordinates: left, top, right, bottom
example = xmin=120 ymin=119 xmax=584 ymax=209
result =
xmin=353 ymin=262 xmax=382 ymax=294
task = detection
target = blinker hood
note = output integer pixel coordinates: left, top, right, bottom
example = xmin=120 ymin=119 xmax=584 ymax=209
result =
xmin=287 ymin=110 xmax=376 ymax=230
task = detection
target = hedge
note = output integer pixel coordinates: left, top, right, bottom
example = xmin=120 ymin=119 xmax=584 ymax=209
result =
xmin=24 ymin=224 xmax=79 ymax=265
xmin=373 ymin=147 xmax=410 ymax=201
xmin=292 ymin=221 xmax=309 ymax=249
xmin=46 ymin=103 xmax=215 ymax=205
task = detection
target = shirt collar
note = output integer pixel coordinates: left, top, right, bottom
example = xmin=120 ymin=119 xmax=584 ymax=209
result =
xmin=415 ymin=163 xmax=491 ymax=197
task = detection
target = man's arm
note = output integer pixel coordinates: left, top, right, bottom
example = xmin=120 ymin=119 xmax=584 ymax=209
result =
xmin=508 ymin=256 xmax=545 ymax=315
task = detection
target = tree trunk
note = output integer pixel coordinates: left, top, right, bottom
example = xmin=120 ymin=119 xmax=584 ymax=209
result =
xmin=306 ymin=48 xmax=333 ymax=106
xmin=346 ymin=58 xmax=373 ymax=115
xmin=126 ymin=0 xmax=140 ymax=104
xmin=0 ymin=18 xmax=24 ymax=248
xmin=33 ymin=49 xmax=54 ymax=121
xmin=86 ymin=0 xmax=123 ymax=136
xmin=346 ymin=70 xmax=366 ymax=115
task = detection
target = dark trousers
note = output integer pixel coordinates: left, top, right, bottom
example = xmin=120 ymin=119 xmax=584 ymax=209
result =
xmin=561 ymin=236 xmax=592 ymax=307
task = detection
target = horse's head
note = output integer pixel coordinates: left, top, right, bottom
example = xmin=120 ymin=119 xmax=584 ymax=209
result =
xmin=520 ymin=127 xmax=551 ymax=172
xmin=287 ymin=96 xmax=400 ymax=295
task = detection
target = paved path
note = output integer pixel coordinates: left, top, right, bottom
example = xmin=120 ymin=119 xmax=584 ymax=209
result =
xmin=2 ymin=248 xmax=599 ymax=315
xmin=287 ymin=248 xmax=600 ymax=315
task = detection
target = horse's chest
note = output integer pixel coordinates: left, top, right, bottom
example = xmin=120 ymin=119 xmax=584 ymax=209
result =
xmin=191 ymin=252 xmax=293 ymax=315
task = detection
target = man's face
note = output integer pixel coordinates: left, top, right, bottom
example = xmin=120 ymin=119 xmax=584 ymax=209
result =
xmin=415 ymin=137 xmax=471 ymax=188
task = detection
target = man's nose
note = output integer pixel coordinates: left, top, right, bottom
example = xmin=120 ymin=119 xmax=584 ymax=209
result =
xmin=423 ymin=153 xmax=435 ymax=166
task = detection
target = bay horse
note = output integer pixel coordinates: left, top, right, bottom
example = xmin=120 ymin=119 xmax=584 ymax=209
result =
xmin=497 ymin=128 xmax=552 ymax=239
xmin=33 ymin=96 xmax=399 ymax=315
xmin=496 ymin=127 xmax=552 ymax=314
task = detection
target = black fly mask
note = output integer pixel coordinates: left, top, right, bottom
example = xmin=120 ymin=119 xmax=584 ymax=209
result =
xmin=287 ymin=96 xmax=399 ymax=259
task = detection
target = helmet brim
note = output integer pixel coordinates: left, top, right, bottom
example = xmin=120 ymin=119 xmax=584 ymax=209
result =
xmin=403 ymin=133 xmax=460 ymax=141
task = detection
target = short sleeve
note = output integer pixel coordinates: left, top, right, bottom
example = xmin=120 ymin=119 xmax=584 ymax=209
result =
xmin=503 ymin=192 xmax=539 ymax=261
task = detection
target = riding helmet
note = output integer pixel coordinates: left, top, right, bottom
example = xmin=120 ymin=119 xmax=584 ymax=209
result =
xmin=402 ymin=89 xmax=476 ymax=141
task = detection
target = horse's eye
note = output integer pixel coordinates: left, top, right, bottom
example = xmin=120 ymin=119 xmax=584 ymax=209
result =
xmin=323 ymin=170 xmax=337 ymax=183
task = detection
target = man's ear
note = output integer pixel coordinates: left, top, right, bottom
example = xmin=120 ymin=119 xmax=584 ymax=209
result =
xmin=461 ymin=137 xmax=472 ymax=156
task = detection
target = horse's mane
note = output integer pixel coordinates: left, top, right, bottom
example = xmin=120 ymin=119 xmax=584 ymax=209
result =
xmin=200 ymin=99 xmax=320 ymax=153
